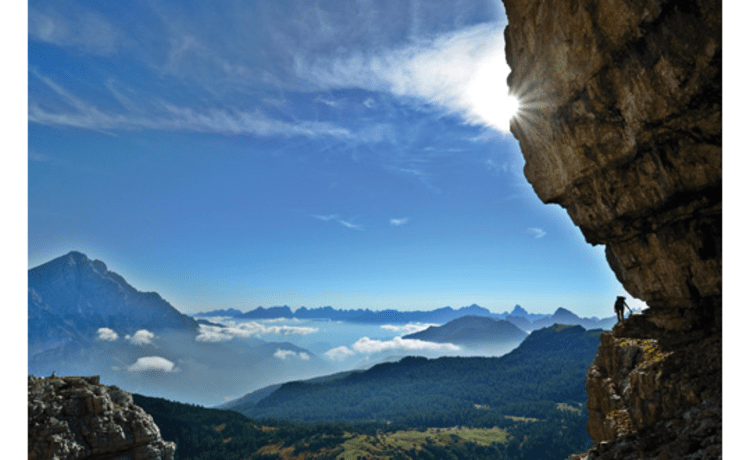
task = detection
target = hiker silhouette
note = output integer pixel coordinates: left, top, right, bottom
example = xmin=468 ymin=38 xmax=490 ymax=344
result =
xmin=614 ymin=296 xmax=631 ymax=322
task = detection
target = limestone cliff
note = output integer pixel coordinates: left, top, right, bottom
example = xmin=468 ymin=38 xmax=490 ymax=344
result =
xmin=501 ymin=0 xmax=721 ymax=458
xmin=28 ymin=375 xmax=176 ymax=460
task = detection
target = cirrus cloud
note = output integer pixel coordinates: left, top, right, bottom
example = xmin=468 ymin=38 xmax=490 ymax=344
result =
xmin=294 ymin=22 xmax=515 ymax=133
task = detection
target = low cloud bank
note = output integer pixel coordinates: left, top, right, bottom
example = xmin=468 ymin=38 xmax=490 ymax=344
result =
xmin=273 ymin=349 xmax=311 ymax=361
xmin=324 ymin=346 xmax=356 ymax=361
xmin=380 ymin=323 xmax=437 ymax=334
xmin=196 ymin=322 xmax=318 ymax=342
xmin=353 ymin=336 xmax=459 ymax=354
xmin=325 ymin=336 xmax=459 ymax=361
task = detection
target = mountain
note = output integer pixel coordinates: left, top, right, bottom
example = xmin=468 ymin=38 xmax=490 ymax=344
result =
xmin=402 ymin=315 xmax=528 ymax=353
xmin=238 ymin=305 xmax=294 ymax=319
xmin=195 ymin=303 xmax=617 ymax=331
xmin=217 ymin=370 xmax=363 ymax=410
xmin=28 ymin=251 xmax=330 ymax=407
xmin=29 ymin=251 xmax=199 ymax=357
xmin=529 ymin=307 xmax=617 ymax=331
xmin=193 ymin=307 xmax=244 ymax=318
xmin=504 ymin=314 xmax=532 ymax=331
xmin=230 ymin=324 xmax=602 ymax=425
xmin=196 ymin=303 xmax=503 ymax=324
xmin=502 ymin=304 xmax=549 ymax=322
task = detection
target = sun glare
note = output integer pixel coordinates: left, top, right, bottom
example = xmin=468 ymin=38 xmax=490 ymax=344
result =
xmin=464 ymin=55 xmax=518 ymax=133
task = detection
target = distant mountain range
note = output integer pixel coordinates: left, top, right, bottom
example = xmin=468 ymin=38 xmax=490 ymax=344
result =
xmin=27 ymin=250 xmax=616 ymax=406
xmin=195 ymin=303 xmax=505 ymax=324
xmin=196 ymin=303 xmax=617 ymax=331
xmin=222 ymin=324 xmax=602 ymax=425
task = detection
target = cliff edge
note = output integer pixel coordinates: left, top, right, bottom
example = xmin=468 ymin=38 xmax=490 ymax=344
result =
xmin=28 ymin=375 xmax=176 ymax=460
xmin=501 ymin=0 xmax=721 ymax=458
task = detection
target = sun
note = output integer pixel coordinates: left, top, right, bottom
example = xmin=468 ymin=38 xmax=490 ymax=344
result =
xmin=464 ymin=55 xmax=520 ymax=133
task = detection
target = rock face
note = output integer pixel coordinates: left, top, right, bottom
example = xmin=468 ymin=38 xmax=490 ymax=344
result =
xmin=501 ymin=0 xmax=721 ymax=458
xmin=28 ymin=375 xmax=176 ymax=460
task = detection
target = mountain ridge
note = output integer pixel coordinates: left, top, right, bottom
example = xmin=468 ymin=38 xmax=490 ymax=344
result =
xmin=227 ymin=324 xmax=602 ymax=425
xmin=196 ymin=303 xmax=617 ymax=330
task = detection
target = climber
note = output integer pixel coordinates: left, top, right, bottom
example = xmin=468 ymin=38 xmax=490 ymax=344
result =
xmin=614 ymin=296 xmax=631 ymax=322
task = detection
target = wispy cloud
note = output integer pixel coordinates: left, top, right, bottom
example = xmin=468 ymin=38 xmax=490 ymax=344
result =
xmin=96 ymin=327 xmax=118 ymax=341
xmin=29 ymin=74 xmax=359 ymax=140
xmin=294 ymin=22 xmax=515 ymax=133
xmin=389 ymin=217 xmax=409 ymax=227
xmin=126 ymin=356 xmax=177 ymax=372
xmin=311 ymin=214 xmax=364 ymax=231
xmin=29 ymin=3 xmax=123 ymax=56
xmin=314 ymin=96 xmax=342 ymax=107
xmin=527 ymin=228 xmax=547 ymax=239
xmin=195 ymin=322 xmax=318 ymax=342
xmin=337 ymin=219 xmax=364 ymax=231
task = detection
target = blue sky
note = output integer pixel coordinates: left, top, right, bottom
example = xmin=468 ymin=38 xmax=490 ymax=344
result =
xmin=26 ymin=0 xmax=642 ymax=317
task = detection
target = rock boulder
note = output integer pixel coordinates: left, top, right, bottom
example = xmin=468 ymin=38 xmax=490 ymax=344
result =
xmin=28 ymin=375 xmax=176 ymax=460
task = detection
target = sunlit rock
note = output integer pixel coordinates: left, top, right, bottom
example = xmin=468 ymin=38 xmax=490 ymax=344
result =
xmin=28 ymin=375 xmax=176 ymax=460
xmin=501 ymin=0 xmax=721 ymax=457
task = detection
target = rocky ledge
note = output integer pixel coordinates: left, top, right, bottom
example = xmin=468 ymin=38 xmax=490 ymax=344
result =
xmin=28 ymin=375 xmax=176 ymax=460
xmin=501 ymin=0 xmax=721 ymax=458
xmin=582 ymin=313 xmax=721 ymax=459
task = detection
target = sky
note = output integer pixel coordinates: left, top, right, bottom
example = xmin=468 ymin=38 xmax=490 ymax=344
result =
xmin=25 ymin=0 xmax=649 ymax=318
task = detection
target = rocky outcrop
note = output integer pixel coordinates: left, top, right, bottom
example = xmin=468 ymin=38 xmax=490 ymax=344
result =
xmin=501 ymin=0 xmax=721 ymax=458
xmin=584 ymin=319 xmax=721 ymax=459
xmin=28 ymin=375 xmax=176 ymax=460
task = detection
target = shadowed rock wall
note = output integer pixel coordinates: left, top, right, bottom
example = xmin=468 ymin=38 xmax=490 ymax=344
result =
xmin=501 ymin=0 xmax=721 ymax=458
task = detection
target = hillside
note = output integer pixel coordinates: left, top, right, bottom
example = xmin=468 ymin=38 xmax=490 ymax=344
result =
xmin=134 ymin=392 xmax=592 ymax=460
xmin=231 ymin=325 xmax=601 ymax=426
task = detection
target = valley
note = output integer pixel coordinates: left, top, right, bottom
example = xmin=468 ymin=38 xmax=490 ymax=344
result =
xmin=28 ymin=250 xmax=610 ymax=459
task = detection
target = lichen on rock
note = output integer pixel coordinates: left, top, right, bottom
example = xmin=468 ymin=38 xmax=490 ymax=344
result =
xmin=28 ymin=375 xmax=176 ymax=460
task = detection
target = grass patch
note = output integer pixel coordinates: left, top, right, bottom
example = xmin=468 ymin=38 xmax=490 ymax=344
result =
xmin=503 ymin=415 xmax=538 ymax=422
xmin=333 ymin=427 xmax=509 ymax=459
xmin=556 ymin=402 xmax=583 ymax=415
